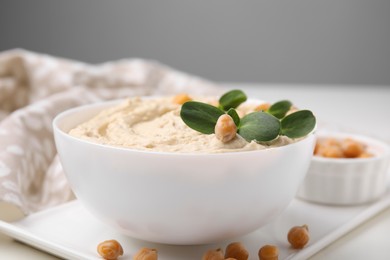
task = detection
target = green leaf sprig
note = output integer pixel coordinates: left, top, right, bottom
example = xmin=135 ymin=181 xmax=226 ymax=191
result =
xmin=180 ymin=89 xmax=316 ymax=143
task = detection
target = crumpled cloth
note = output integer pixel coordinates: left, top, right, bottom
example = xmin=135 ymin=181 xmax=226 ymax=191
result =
xmin=0 ymin=49 xmax=221 ymax=214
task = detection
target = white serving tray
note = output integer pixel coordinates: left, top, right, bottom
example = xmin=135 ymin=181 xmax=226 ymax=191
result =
xmin=1 ymin=188 xmax=390 ymax=260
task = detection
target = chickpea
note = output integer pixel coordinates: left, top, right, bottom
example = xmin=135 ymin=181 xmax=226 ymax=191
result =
xmin=313 ymin=141 xmax=323 ymax=155
xmin=321 ymin=145 xmax=343 ymax=158
xmin=258 ymin=245 xmax=279 ymax=260
xmin=214 ymin=114 xmax=237 ymax=143
xmin=254 ymin=103 xmax=271 ymax=112
xmin=202 ymin=248 xmax=224 ymax=260
xmin=133 ymin=247 xmax=158 ymax=260
xmin=173 ymin=93 xmax=192 ymax=105
xmin=342 ymin=138 xmax=364 ymax=158
xmin=97 ymin=239 xmax=123 ymax=260
xmin=313 ymin=140 xmax=323 ymax=155
xmin=225 ymin=242 xmax=249 ymax=260
xmin=287 ymin=224 xmax=310 ymax=249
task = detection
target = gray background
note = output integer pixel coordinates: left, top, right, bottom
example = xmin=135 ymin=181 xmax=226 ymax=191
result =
xmin=1 ymin=0 xmax=389 ymax=85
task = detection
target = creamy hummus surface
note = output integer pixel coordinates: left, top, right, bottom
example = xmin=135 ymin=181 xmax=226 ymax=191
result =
xmin=68 ymin=96 xmax=296 ymax=153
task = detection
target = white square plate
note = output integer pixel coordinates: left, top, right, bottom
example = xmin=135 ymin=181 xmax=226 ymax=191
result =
xmin=1 ymin=187 xmax=390 ymax=260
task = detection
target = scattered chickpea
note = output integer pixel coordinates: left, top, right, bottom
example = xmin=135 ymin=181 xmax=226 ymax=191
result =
xmin=173 ymin=93 xmax=192 ymax=105
xmin=258 ymin=244 xmax=279 ymax=260
xmin=97 ymin=239 xmax=123 ymax=260
xmin=133 ymin=247 xmax=158 ymax=260
xmin=254 ymin=103 xmax=271 ymax=112
xmin=214 ymin=114 xmax=237 ymax=143
xmin=225 ymin=242 xmax=249 ymax=260
xmin=287 ymin=224 xmax=310 ymax=249
xmin=202 ymin=248 xmax=225 ymax=260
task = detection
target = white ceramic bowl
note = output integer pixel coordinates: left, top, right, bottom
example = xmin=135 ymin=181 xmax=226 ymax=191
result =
xmin=297 ymin=131 xmax=390 ymax=206
xmin=53 ymin=99 xmax=316 ymax=245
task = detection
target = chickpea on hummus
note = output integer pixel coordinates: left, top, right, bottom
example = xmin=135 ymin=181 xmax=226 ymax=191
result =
xmin=69 ymin=96 xmax=295 ymax=153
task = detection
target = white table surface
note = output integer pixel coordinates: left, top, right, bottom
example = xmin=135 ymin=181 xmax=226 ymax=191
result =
xmin=1 ymin=84 xmax=389 ymax=259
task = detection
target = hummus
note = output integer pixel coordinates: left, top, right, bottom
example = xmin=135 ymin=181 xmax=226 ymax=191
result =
xmin=69 ymin=96 xmax=295 ymax=153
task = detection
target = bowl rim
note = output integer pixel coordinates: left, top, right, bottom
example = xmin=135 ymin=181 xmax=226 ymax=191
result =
xmin=52 ymin=97 xmax=316 ymax=157
xmin=312 ymin=131 xmax=390 ymax=163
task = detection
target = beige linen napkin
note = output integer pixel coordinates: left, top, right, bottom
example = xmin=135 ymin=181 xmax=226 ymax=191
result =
xmin=0 ymin=49 xmax=221 ymax=214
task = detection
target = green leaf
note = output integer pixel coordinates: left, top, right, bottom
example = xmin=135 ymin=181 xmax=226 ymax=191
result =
xmin=227 ymin=108 xmax=240 ymax=127
xmin=238 ymin=112 xmax=281 ymax=142
xmin=219 ymin=89 xmax=247 ymax=111
xmin=267 ymin=100 xmax=292 ymax=119
xmin=180 ymin=101 xmax=224 ymax=134
xmin=281 ymin=110 xmax=316 ymax=138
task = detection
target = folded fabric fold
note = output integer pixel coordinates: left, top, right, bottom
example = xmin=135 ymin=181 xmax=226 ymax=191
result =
xmin=0 ymin=49 xmax=221 ymax=214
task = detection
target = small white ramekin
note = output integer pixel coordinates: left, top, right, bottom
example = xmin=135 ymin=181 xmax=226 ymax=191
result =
xmin=296 ymin=131 xmax=390 ymax=206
